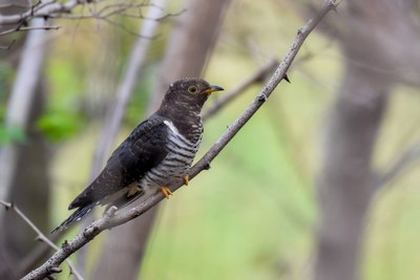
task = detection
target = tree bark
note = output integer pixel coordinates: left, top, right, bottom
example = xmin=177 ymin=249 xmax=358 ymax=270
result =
xmin=314 ymin=58 xmax=389 ymax=280
xmin=76 ymin=20 xmax=121 ymax=276
xmin=0 ymin=1 xmax=38 ymax=214
xmin=0 ymin=79 xmax=50 ymax=280
xmin=0 ymin=1 xmax=48 ymax=274
xmin=312 ymin=1 xmax=420 ymax=279
xmin=92 ymin=0 xmax=231 ymax=279
xmin=0 ymin=46 xmax=51 ymax=280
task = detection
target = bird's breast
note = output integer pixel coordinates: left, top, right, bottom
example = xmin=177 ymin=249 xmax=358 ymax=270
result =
xmin=140 ymin=120 xmax=202 ymax=188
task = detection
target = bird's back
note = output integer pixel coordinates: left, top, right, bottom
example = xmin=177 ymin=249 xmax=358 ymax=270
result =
xmin=52 ymin=115 xmax=170 ymax=232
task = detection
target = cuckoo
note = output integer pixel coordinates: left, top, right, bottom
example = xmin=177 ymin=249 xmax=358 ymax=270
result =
xmin=53 ymin=78 xmax=223 ymax=232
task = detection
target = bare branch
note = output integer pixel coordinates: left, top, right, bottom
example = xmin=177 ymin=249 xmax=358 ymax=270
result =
xmin=0 ymin=24 xmax=59 ymax=36
xmin=19 ymin=230 xmax=67 ymax=277
xmin=0 ymin=200 xmax=84 ymax=280
xmin=91 ymin=0 xmax=231 ymax=277
xmin=0 ymin=0 xmax=79 ymax=25
xmin=77 ymin=0 xmax=168 ymax=272
xmin=0 ymin=17 xmax=47 ymax=220
xmin=0 ymin=39 xmax=15 ymax=50
xmin=22 ymin=1 xmax=338 ymax=279
xmin=376 ymin=141 xmax=420 ymax=188
xmin=56 ymin=2 xmax=160 ymax=22
xmin=0 ymin=0 xmax=170 ymax=37
xmin=202 ymin=58 xmax=278 ymax=121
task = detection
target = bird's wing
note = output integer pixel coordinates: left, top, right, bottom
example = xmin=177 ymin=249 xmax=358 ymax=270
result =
xmin=68 ymin=115 xmax=169 ymax=210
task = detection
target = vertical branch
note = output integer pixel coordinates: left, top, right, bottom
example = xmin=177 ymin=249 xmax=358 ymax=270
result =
xmin=1 ymin=77 xmax=51 ymax=279
xmin=91 ymin=0 xmax=169 ymax=177
xmin=76 ymin=0 xmax=169 ymax=275
xmin=310 ymin=1 xmax=420 ymax=279
xmin=314 ymin=59 xmax=390 ymax=280
xmin=0 ymin=6 xmax=48 ymax=279
xmin=0 ymin=17 xmax=47 ymax=224
xmin=92 ymin=0 xmax=232 ymax=279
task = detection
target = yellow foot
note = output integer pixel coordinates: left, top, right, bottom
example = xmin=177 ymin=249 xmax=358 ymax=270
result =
xmin=183 ymin=175 xmax=190 ymax=186
xmin=127 ymin=183 xmax=142 ymax=197
xmin=160 ymin=186 xmax=173 ymax=199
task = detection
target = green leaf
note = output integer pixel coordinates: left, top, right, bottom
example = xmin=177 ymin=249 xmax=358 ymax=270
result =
xmin=0 ymin=125 xmax=26 ymax=145
xmin=37 ymin=111 xmax=84 ymax=142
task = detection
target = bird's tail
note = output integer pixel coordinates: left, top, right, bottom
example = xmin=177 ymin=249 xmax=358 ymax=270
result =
xmin=51 ymin=204 xmax=94 ymax=233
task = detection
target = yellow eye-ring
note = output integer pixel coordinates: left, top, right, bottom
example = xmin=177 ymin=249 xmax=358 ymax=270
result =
xmin=188 ymin=85 xmax=198 ymax=94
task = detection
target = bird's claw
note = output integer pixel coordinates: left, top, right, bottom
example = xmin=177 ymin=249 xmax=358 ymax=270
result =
xmin=183 ymin=175 xmax=190 ymax=186
xmin=160 ymin=186 xmax=173 ymax=199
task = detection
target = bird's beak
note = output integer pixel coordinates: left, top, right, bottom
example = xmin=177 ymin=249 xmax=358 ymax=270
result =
xmin=204 ymin=85 xmax=224 ymax=95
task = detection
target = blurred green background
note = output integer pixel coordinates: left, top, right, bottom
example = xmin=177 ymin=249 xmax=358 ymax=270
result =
xmin=3 ymin=0 xmax=420 ymax=279
xmin=50 ymin=1 xmax=420 ymax=279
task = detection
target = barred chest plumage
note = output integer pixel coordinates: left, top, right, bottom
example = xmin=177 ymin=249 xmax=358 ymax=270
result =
xmin=139 ymin=118 xmax=203 ymax=191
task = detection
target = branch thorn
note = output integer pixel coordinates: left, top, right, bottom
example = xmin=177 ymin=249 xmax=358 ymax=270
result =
xmin=47 ymin=266 xmax=62 ymax=274
xmin=203 ymin=162 xmax=211 ymax=170
xmin=258 ymin=94 xmax=268 ymax=102
xmin=297 ymin=28 xmax=303 ymax=35
xmin=62 ymin=240 xmax=69 ymax=249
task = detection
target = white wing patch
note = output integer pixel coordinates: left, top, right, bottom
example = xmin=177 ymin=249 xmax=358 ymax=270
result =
xmin=163 ymin=120 xmax=192 ymax=144
xmin=163 ymin=120 xmax=178 ymax=134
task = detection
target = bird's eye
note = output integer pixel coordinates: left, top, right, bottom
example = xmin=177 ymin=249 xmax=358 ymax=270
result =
xmin=188 ymin=86 xmax=198 ymax=94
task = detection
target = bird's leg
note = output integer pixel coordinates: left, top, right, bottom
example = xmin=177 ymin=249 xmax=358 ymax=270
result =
xmin=127 ymin=182 xmax=142 ymax=197
xmin=183 ymin=175 xmax=190 ymax=186
xmin=160 ymin=186 xmax=173 ymax=199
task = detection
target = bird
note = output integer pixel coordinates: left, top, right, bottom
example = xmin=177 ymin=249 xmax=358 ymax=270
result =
xmin=52 ymin=78 xmax=223 ymax=232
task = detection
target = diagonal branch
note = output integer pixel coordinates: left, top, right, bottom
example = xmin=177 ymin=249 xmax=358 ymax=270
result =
xmin=376 ymin=141 xmax=420 ymax=188
xmin=0 ymin=200 xmax=84 ymax=280
xmin=19 ymin=230 xmax=67 ymax=277
xmin=22 ymin=1 xmax=338 ymax=279
xmin=202 ymin=58 xmax=278 ymax=121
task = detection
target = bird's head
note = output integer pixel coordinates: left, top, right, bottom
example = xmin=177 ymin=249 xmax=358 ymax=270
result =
xmin=160 ymin=78 xmax=224 ymax=113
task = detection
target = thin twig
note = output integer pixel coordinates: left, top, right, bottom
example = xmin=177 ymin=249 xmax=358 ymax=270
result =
xmin=19 ymin=230 xmax=67 ymax=276
xmin=376 ymin=141 xmax=420 ymax=188
xmin=0 ymin=0 xmax=165 ymax=37
xmin=77 ymin=0 xmax=167 ymax=272
xmin=0 ymin=39 xmax=15 ymax=50
xmin=0 ymin=0 xmax=79 ymax=25
xmin=22 ymin=1 xmax=338 ymax=279
xmin=203 ymin=59 xmax=278 ymax=121
xmin=0 ymin=25 xmax=60 ymax=36
xmin=0 ymin=200 xmax=84 ymax=280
